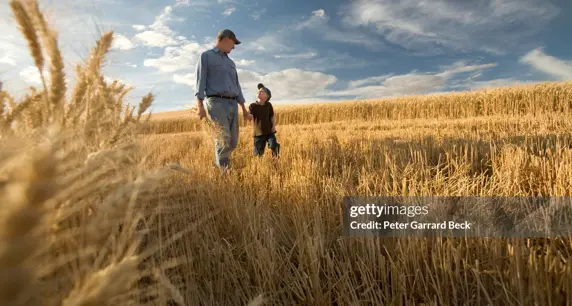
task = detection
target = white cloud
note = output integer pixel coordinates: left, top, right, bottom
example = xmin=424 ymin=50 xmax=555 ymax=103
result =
xmin=296 ymin=9 xmax=384 ymax=50
xmin=236 ymin=68 xmax=338 ymax=102
xmin=236 ymin=59 xmax=256 ymax=66
xmin=520 ymin=48 xmax=572 ymax=80
xmin=439 ymin=62 xmax=498 ymax=78
xmin=223 ymin=8 xmax=236 ymax=16
xmin=325 ymin=61 xmax=498 ymax=99
xmin=19 ymin=66 xmax=47 ymax=85
xmin=135 ymin=31 xmax=177 ymax=47
xmin=111 ymin=33 xmax=135 ymax=50
xmin=460 ymin=78 xmax=537 ymax=90
xmin=175 ymin=0 xmax=191 ymax=7
xmin=132 ymin=24 xmax=146 ymax=31
xmin=251 ymin=8 xmax=266 ymax=20
xmin=341 ymin=0 xmax=560 ymax=54
xmin=244 ymin=34 xmax=294 ymax=53
xmin=0 ymin=53 xmax=17 ymax=66
xmin=149 ymin=6 xmax=178 ymax=35
xmin=173 ymin=73 xmax=195 ymax=87
xmin=326 ymin=73 xmax=446 ymax=98
xmin=274 ymin=52 xmax=317 ymax=59
xmin=143 ymin=41 xmax=209 ymax=73
xmin=173 ymin=67 xmax=338 ymax=103
xmin=133 ymin=5 xmax=182 ymax=47
xmin=239 ymin=49 xmax=372 ymax=77
xmin=312 ymin=9 xmax=326 ymax=18
xmin=349 ymin=74 xmax=393 ymax=88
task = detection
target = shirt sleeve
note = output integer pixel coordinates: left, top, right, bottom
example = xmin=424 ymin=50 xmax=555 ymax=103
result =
xmin=194 ymin=52 xmax=207 ymax=100
xmin=269 ymin=103 xmax=274 ymax=118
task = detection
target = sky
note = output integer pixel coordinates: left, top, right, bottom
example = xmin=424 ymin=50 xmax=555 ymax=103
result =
xmin=1 ymin=0 xmax=572 ymax=113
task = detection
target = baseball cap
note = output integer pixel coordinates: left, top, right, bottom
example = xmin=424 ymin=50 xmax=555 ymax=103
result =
xmin=258 ymin=83 xmax=271 ymax=100
xmin=217 ymin=29 xmax=241 ymax=44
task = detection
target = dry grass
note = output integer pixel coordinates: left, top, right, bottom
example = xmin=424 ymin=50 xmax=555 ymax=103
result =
xmin=139 ymin=87 xmax=572 ymax=304
xmin=139 ymin=109 xmax=572 ymax=304
xmin=3 ymin=1 xmax=572 ymax=305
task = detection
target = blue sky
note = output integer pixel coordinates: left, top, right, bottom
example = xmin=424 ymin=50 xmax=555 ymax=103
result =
xmin=1 ymin=0 xmax=572 ymax=113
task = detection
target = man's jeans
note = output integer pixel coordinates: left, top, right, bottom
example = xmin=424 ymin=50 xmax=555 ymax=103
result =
xmin=205 ymin=97 xmax=239 ymax=169
xmin=253 ymin=132 xmax=280 ymax=157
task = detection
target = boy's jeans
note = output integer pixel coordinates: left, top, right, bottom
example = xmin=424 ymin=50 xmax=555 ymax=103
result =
xmin=205 ymin=97 xmax=239 ymax=169
xmin=253 ymin=133 xmax=280 ymax=157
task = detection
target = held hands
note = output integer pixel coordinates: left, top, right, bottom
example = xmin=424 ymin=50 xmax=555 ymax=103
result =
xmin=240 ymin=103 xmax=253 ymax=122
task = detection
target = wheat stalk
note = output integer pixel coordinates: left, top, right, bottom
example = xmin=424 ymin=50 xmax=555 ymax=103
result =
xmin=27 ymin=0 xmax=66 ymax=124
xmin=9 ymin=0 xmax=50 ymax=119
xmin=0 ymin=142 xmax=57 ymax=306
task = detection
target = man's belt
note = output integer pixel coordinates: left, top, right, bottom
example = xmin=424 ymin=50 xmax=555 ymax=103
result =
xmin=206 ymin=95 xmax=238 ymax=100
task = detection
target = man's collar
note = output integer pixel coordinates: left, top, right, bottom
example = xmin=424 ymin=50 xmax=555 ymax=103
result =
xmin=213 ymin=47 xmax=227 ymax=55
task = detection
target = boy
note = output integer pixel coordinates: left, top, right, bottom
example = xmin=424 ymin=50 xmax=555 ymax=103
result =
xmin=248 ymin=83 xmax=280 ymax=157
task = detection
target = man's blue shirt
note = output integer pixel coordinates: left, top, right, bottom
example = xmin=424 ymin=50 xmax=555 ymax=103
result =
xmin=195 ymin=47 xmax=245 ymax=104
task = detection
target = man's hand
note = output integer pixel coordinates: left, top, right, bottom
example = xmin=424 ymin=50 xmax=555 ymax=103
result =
xmin=196 ymin=100 xmax=206 ymax=119
xmin=244 ymin=112 xmax=253 ymax=122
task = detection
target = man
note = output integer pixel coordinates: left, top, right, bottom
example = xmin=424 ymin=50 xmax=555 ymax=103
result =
xmin=195 ymin=29 xmax=251 ymax=173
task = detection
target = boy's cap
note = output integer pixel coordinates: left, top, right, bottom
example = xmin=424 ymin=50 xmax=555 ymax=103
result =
xmin=258 ymin=83 xmax=271 ymax=100
xmin=217 ymin=29 xmax=241 ymax=44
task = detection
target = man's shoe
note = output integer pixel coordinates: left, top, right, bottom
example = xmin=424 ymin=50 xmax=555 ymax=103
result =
xmin=221 ymin=167 xmax=231 ymax=176
xmin=272 ymin=144 xmax=280 ymax=157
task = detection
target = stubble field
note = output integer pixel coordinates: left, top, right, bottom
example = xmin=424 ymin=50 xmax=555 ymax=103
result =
xmin=2 ymin=1 xmax=572 ymax=305
xmin=139 ymin=82 xmax=572 ymax=306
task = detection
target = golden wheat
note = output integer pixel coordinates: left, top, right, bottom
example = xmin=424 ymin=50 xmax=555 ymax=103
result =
xmin=1 ymin=1 xmax=177 ymax=305
xmin=136 ymin=83 xmax=572 ymax=304
xmin=142 ymin=81 xmax=572 ymax=135
xmin=4 ymin=0 xmax=572 ymax=305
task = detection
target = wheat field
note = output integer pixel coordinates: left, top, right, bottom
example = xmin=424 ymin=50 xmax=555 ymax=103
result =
xmin=2 ymin=1 xmax=572 ymax=305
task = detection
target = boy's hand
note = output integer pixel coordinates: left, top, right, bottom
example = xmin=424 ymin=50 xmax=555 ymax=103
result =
xmin=271 ymin=126 xmax=276 ymax=133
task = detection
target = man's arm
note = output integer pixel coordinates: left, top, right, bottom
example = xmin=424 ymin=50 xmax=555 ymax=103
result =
xmin=236 ymin=69 xmax=245 ymax=105
xmin=235 ymin=70 xmax=250 ymax=119
xmin=235 ymin=69 xmax=246 ymax=105
xmin=193 ymin=52 xmax=208 ymax=118
xmin=195 ymin=52 xmax=208 ymax=105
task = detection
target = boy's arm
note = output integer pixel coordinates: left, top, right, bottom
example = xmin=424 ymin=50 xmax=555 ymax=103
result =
xmin=247 ymin=103 xmax=254 ymax=122
xmin=269 ymin=103 xmax=276 ymax=132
